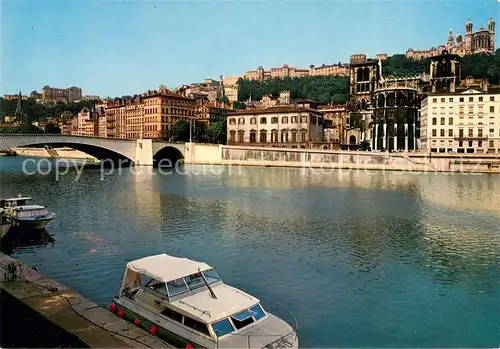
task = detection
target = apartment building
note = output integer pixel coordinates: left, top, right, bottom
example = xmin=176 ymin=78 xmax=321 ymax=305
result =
xmin=420 ymin=82 xmax=500 ymax=154
xmin=76 ymin=108 xmax=94 ymax=136
xmin=104 ymin=89 xmax=196 ymax=140
xmin=222 ymin=76 xmax=240 ymax=103
xmin=195 ymin=100 xmax=232 ymax=125
xmin=226 ymin=105 xmax=324 ymax=147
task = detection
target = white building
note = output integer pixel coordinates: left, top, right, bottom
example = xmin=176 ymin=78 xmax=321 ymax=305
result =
xmin=420 ymin=83 xmax=500 ymax=154
xmin=226 ymin=105 xmax=324 ymax=147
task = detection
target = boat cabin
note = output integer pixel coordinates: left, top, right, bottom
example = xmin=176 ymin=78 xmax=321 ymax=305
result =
xmin=9 ymin=205 xmax=50 ymax=218
xmin=119 ymin=254 xmax=269 ymax=342
xmin=1 ymin=196 xmax=33 ymax=209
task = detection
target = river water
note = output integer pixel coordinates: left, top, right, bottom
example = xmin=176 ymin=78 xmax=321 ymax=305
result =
xmin=1 ymin=156 xmax=499 ymax=348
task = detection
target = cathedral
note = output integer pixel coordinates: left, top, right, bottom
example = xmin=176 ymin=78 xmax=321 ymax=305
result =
xmin=406 ymin=17 xmax=495 ymax=60
xmin=345 ymin=50 xmax=463 ymax=152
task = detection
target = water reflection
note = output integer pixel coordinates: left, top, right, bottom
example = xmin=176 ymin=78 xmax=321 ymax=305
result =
xmin=0 ymin=229 xmax=55 ymax=255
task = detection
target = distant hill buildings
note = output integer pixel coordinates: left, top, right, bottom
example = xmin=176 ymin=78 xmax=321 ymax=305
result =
xmin=406 ymin=17 xmax=495 ymax=60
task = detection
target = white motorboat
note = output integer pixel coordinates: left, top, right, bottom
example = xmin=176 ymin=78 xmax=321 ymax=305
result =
xmin=111 ymin=253 xmax=299 ymax=349
xmin=0 ymin=211 xmax=12 ymax=238
xmin=1 ymin=195 xmax=56 ymax=230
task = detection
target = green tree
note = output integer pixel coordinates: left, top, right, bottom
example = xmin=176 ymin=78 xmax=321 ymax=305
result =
xmin=216 ymin=95 xmax=230 ymax=105
xmin=44 ymin=122 xmax=61 ymax=134
xmin=208 ymin=120 xmax=226 ymax=144
xmin=171 ymin=119 xmax=191 ymax=141
xmin=0 ymin=124 xmax=43 ymax=134
xmin=195 ymin=121 xmax=208 ymax=142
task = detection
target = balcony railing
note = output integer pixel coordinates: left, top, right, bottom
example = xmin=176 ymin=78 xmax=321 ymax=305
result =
xmin=453 ymin=136 xmax=489 ymax=141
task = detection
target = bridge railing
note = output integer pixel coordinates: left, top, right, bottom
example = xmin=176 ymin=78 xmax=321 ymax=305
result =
xmin=0 ymin=134 xmax=188 ymax=144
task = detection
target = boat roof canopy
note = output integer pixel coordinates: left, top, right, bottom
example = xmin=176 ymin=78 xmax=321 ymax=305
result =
xmin=126 ymin=254 xmax=213 ymax=283
xmin=4 ymin=197 xmax=32 ymax=201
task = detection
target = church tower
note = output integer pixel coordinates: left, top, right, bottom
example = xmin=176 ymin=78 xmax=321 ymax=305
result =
xmin=465 ymin=20 xmax=473 ymax=53
xmin=489 ymin=17 xmax=496 ymax=52
xmin=447 ymin=29 xmax=455 ymax=50
xmin=429 ymin=51 xmax=461 ymax=93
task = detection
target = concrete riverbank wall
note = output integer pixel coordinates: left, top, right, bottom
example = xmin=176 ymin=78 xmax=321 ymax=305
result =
xmin=11 ymin=147 xmax=99 ymax=161
xmin=184 ymin=144 xmax=500 ymax=174
xmin=0 ymin=253 xmax=171 ymax=348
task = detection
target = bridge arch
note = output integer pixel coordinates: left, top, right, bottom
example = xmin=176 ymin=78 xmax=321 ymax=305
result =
xmin=0 ymin=135 xmax=135 ymax=165
xmin=152 ymin=144 xmax=185 ymax=168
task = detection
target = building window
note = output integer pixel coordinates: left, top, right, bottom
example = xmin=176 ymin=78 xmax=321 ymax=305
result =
xmin=281 ymin=131 xmax=289 ymax=143
xmin=448 ymin=129 xmax=453 ymax=137
xmin=259 ymin=130 xmax=267 ymax=143
xmin=271 ymin=130 xmax=278 ymax=142
xmin=291 ymin=131 xmax=297 ymax=142
xmin=432 ymin=129 xmax=437 ymax=137
xmin=281 ymin=116 xmax=288 ymax=123
xmin=491 ymin=106 xmax=495 ymax=113
xmin=300 ymin=116 xmax=307 ymax=123
xmin=250 ymin=131 xmax=257 ymax=143
xmin=478 ymin=97 xmax=483 ymax=102
xmin=229 ymin=118 xmax=236 ymax=125
xmin=459 ymin=141 xmax=463 ymax=147
xmin=459 ymin=129 xmax=464 ymax=138
xmin=459 ymin=97 xmax=464 ymax=102
xmin=291 ymin=116 xmax=297 ymax=123
xmin=469 ymin=141 xmax=473 ymax=147
xmin=432 ymin=98 xmax=437 ymax=103
xmin=459 ymin=106 xmax=464 ymax=114
xmin=260 ymin=117 xmax=267 ymax=124
xmin=229 ymin=130 xmax=236 ymax=143
xmin=440 ymin=129 xmax=445 ymax=137
xmin=449 ymin=117 xmax=453 ymax=125
xmin=440 ymin=118 xmax=445 ymax=125
xmin=468 ymin=106 xmax=473 ymax=114
xmin=468 ymin=129 xmax=473 ymax=137
xmin=469 ymin=97 xmax=473 ymax=102
xmin=478 ymin=129 xmax=483 ymax=137
xmin=301 ymin=130 xmax=307 ymax=142
xmin=489 ymin=140 xmax=494 ymax=148
xmin=440 ymin=98 xmax=445 ymax=102
xmin=237 ymin=130 xmax=244 ymax=143
xmin=238 ymin=118 xmax=245 ymax=125
xmin=271 ymin=117 xmax=279 ymax=124
xmin=432 ymin=118 xmax=437 ymax=125
xmin=449 ymin=98 xmax=453 ymax=102
xmin=478 ymin=106 xmax=483 ymax=114
xmin=478 ymin=141 xmax=483 ymax=147
xmin=490 ymin=96 xmax=495 ymax=102
xmin=250 ymin=118 xmax=256 ymax=125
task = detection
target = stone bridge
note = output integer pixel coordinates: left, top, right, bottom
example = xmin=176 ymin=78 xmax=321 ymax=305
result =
xmin=0 ymin=134 xmax=187 ymax=166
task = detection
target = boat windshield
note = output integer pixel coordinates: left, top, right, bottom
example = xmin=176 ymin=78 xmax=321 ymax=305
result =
xmin=211 ymin=304 xmax=266 ymax=338
xmin=166 ymin=269 xmax=221 ymax=297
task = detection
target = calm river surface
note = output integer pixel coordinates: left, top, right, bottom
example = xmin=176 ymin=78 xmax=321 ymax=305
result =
xmin=1 ymin=156 xmax=499 ymax=348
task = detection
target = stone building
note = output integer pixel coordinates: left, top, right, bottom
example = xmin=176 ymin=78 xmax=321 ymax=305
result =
xmin=42 ymin=86 xmax=82 ymax=102
xmin=318 ymin=104 xmax=347 ymax=146
xmin=420 ymin=78 xmax=500 ymax=154
xmin=226 ymin=105 xmax=324 ymax=148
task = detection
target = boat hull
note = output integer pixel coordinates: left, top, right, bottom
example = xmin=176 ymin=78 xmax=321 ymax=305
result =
xmin=112 ymin=296 xmax=299 ymax=349
xmin=112 ymin=298 xmax=206 ymax=348
xmin=11 ymin=215 xmax=55 ymax=230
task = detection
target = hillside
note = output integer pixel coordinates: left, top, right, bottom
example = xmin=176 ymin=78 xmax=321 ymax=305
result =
xmin=237 ymin=49 xmax=500 ymax=105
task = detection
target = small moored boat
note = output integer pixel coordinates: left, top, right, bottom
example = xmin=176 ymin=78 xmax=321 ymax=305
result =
xmin=1 ymin=195 xmax=56 ymax=230
xmin=111 ymin=253 xmax=299 ymax=349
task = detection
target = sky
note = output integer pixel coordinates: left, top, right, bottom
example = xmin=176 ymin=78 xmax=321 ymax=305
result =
xmin=1 ymin=0 xmax=498 ymax=98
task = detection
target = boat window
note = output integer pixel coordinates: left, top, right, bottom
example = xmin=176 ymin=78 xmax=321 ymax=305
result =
xmin=184 ymin=272 xmax=205 ymax=291
xmin=249 ymin=304 xmax=265 ymax=320
xmin=161 ymin=307 xmax=183 ymax=323
xmin=231 ymin=310 xmax=255 ymax=330
xmin=203 ymin=269 xmax=221 ymax=284
xmin=211 ymin=319 xmax=234 ymax=337
xmin=184 ymin=316 xmax=210 ymax=336
xmin=166 ymin=278 xmax=189 ymax=296
xmin=143 ymin=276 xmax=168 ymax=296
